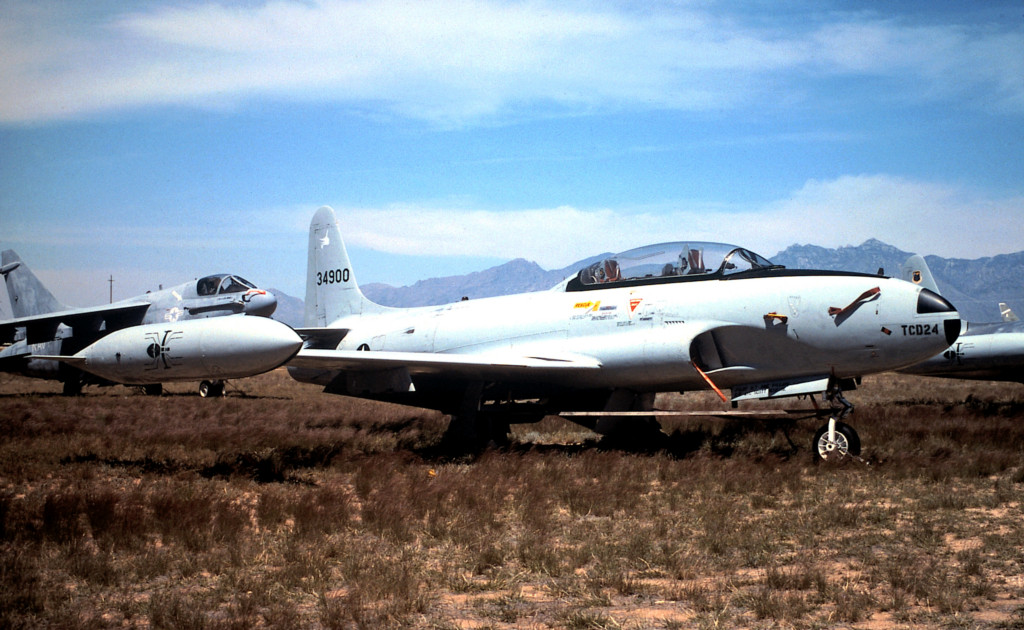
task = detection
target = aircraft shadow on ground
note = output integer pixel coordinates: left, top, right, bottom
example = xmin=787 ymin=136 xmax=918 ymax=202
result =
xmin=0 ymin=391 xmax=294 ymax=400
xmin=52 ymin=417 xmax=810 ymax=485
xmin=419 ymin=417 xmax=807 ymax=462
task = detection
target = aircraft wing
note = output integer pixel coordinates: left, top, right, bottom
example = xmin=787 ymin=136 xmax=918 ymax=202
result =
xmin=29 ymin=354 xmax=87 ymax=367
xmin=288 ymin=348 xmax=603 ymax=380
xmin=0 ymin=302 xmax=151 ymax=344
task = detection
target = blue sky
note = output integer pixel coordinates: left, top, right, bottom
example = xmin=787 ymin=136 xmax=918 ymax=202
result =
xmin=1 ymin=0 xmax=1022 ymax=307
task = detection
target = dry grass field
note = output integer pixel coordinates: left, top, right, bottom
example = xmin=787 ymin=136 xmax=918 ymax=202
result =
xmin=1 ymin=369 xmax=1023 ymax=629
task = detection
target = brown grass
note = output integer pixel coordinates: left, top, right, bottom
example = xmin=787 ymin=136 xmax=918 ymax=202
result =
xmin=1 ymin=369 xmax=1023 ymax=628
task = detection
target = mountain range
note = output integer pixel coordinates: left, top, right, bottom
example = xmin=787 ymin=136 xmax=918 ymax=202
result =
xmin=772 ymin=239 xmax=1024 ymax=323
xmin=270 ymin=239 xmax=1024 ymax=327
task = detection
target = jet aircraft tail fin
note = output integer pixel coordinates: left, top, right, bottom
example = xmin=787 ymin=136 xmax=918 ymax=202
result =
xmin=304 ymin=206 xmax=387 ymax=327
xmin=900 ymin=254 xmax=941 ymax=294
xmin=1000 ymin=302 xmax=1020 ymax=323
xmin=1 ymin=250 xmax=66 ymax=319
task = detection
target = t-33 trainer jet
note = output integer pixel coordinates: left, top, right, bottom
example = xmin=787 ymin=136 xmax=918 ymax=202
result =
xmin=289 ymin=206 xmax=961 ymax=459
xmin=0 ymin=250 xmax=299 ymax=396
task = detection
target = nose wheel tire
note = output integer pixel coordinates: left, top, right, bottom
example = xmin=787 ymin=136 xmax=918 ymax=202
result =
xmin=813 ymin=421 xmax=860 ymax=461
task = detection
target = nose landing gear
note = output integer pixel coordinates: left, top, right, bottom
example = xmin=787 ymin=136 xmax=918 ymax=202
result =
xmin=812 ymin=379 xmax=862 ymax=462
xmin=813 ymin=417 xmax=861 ymax=461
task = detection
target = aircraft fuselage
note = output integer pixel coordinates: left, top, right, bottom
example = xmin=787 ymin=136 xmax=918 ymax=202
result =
xmin=293 ymin=271 xmax=958 ymax=397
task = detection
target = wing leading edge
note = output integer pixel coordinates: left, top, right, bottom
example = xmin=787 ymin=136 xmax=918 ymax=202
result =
xmin=289 ymin=348 xmax=603 ymax=380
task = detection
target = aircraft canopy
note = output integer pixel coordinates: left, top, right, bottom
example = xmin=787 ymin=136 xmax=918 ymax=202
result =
xmin=196 ymin=274 xmax=257 ymax=296
xmin=575 ymin=242 xmax=780 ymax=287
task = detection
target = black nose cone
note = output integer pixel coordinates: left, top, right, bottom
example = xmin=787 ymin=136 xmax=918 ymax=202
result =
xmin=944 ymin=318 xmax=961 ymax=346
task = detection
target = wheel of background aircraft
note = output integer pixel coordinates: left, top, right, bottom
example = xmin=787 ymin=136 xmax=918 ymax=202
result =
xmin=198 ymin=380 xmax=225 ymax=397
xmin=61 ymin=377 xmax=82 ymax=397
xmin=813 ymin=421 xmax=860 ymax=461
xmin=442 ymin=412 xmax=511 ymax=452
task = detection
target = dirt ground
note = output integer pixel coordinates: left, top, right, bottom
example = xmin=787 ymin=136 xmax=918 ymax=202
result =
xmin=1 ymin=370 xmax=1023 ymax=628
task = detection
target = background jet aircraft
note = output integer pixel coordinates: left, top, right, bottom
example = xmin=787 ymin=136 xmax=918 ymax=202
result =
xmin=33 ymin=316 xmax=302 ymax=392
xmin=0 ymin=249 xmax=283 ymax=395
xmin=288 ymin=207 xmax=960 ymax=459
xmin=898 ymin=255 xmax=1024 ymax=383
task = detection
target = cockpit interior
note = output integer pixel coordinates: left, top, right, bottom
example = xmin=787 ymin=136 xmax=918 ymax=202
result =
xmin=196 ymin=274 xmax=258 ymax=297
xmin=569 ymin=242 xmax=782 ymax=291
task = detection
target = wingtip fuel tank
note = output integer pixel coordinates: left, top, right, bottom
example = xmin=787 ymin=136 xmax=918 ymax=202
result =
xmin=48 ymin=316 xmax=302 ymax=385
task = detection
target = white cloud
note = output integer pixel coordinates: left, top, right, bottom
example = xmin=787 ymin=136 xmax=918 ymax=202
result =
xmin=1 ymin=0 xmax=1021 ymax=124
xmin=758 ymin=175 xmax=1024 ymax=258
xmin=7 ymin=175 xmax=1019 ymax=275
xmin=326 ymin=175 xmax=1023 ymax=268
xmin=8 ymin=175 xmax=1020 ymax=304
xmin=811 ymin=20 xmax=1024 ymax=107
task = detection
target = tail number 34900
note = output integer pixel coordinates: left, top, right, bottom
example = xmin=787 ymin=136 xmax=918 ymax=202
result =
xmin=317 ymin=268 xmax=350 ymax=285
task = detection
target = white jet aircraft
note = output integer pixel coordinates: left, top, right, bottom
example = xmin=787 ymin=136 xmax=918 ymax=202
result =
xmin=289 ymin=207 xmax=961 ymax=459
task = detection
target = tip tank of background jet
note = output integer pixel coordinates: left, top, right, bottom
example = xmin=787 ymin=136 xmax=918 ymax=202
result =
xmin=40 ymin=316 xmax=301 ymax=385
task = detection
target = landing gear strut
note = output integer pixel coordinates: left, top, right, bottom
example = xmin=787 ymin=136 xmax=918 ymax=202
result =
xmin=812 ymin=380 xmax=861 ymax=461
xmin=62 ymin=376 xmax=83 ymax=396
xmin=439 ymin=382 xmax=511 ymax=454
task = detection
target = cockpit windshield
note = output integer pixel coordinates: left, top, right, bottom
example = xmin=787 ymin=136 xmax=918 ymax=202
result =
xmin=575 ymin=242 xmax=780 ymax=287
xmin=196 ymin=274 xmax=257 ymax=296
xmin=219 ymin=275 xmax=255 ymax=294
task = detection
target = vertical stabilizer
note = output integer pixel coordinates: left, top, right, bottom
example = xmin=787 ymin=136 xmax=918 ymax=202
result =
xmin=1 ymin=250 xmax=66 ymax=318
xmin=900 ymin=254 xmax=941 ymax=294
xmin=304 ymin=206 xmax=386 ymax=327
xmin=1000 ymin=303 xmax=1020 ymax=323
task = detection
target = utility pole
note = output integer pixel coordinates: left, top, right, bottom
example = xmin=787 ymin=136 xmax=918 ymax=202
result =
xmin=109 ymin=275 xmax=114 ymax=304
